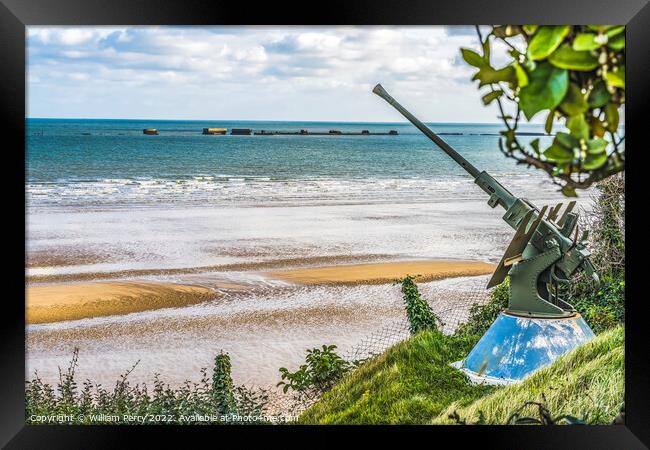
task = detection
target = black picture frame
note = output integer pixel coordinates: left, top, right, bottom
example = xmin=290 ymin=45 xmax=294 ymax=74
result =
xmin=2 ymin=0 xmax=648 ymax=447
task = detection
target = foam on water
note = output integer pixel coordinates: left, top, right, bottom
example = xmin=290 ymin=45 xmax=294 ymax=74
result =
xmin=27 ymin=174 xmax=562 ymax=208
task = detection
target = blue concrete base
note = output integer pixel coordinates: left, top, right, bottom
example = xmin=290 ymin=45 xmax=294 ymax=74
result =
xmin=453 ymin=312 xmax=595 ymax=385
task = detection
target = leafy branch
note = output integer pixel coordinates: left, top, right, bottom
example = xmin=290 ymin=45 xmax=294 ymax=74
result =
xmin=461 ymin=25 xmax=625 ymax=196
xmin=277 ymin=345 xmax=352 ymax=402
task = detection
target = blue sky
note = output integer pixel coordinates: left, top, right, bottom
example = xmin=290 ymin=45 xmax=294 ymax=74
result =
xmin=27 ymin=26 xmax=516 ymax=122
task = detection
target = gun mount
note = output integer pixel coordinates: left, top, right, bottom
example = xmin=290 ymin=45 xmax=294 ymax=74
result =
xmin=372 ymin=83 xmax=598 ymax=319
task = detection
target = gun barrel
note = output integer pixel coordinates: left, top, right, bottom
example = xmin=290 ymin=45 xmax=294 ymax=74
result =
xmin=372 ymin=84 xmax=481 ymax=179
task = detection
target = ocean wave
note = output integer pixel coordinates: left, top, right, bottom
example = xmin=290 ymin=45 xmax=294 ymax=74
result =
xmin=26 ymin=174 xmax=562 ymax=209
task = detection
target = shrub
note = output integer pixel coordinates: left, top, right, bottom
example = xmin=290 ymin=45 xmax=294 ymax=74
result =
xmin=211 ymin=352 xmax=237 ymax=414
xmin=569 ymin=174 xmax=625 ymax=332
xmin=25 ymin=348 xmax=270 ymax=424
xmin=277 ymin=345 xmax=351 ymax=402
xmin=578 ymin=173 xmax=625 ymax=278
xmin=573 ymin=274 xmax=624 ymax=333
xmin=456 ymin=278 xmax=509 ymax=337
xmin=401 ymin=275 xmax=440 ymax=334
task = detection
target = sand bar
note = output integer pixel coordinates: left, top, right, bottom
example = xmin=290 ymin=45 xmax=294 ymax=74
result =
xmin=266 ymin=259 xmax=495 ymax=285
xmin=26 ymin=254 xmax=395 ymax=283
xmin=27 ymin=281 xmax=217 ymax=324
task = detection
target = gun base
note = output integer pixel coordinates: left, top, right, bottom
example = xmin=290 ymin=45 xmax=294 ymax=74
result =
xmin=453 ymin=312 xmax=595 ymax=384
xmin=507 ymin=240 xmax=576 ymax=318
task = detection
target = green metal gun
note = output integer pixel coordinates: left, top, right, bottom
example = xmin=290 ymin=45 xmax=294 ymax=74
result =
xmin=373 ymin=84 xmax=598 ymax=318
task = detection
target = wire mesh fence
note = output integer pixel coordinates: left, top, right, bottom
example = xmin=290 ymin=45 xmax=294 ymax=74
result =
xmin=344 ymin=275 xmax=493 ymax=362
xmin=344 ymin=317 xmax=411 ymax=362
xmin=267 ymin=275 xmax=496 ymax=417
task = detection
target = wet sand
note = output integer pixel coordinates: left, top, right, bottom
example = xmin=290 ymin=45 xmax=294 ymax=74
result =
xmin=26 ymin=276 xmax=492 ymax=388
xmin=27 ymin=248 xmax=104 ymax=268
xmin=27 ymin=259 xmax=494 ymax=325
xmin=26 ymin=254 xmax=396 ymax=284
xmin=267 ymin=260 xmax=495 ymax=285
xmin=25 ymin=258 xmax=495 ymax=387
xmin=25 ymin=199 xmax=569 ymax=391
xmin=26 ymin=281 xmax=218 ymax=324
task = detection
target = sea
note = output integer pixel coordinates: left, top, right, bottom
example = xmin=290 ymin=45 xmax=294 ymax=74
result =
xmin=27 ymin=119 xmax=561 ymax=209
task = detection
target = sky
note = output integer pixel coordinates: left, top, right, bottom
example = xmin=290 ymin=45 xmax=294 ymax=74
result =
xmin=27 ymin=26 xmax=517 ymax=123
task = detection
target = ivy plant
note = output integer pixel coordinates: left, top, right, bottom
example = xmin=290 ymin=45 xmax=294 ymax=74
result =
xmin=461 ymin=25 xmax=625 ymax=196
xmin=400 ymin=275 xmax=440 ymax=334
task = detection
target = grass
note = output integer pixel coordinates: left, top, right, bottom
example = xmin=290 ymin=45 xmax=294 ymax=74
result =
xmin=433 ymin=326 xmax=624 ymax=424
xmin=298 ymin=331 xmax=495 ymax=424
xmin=299 ymin=326 xmax=624 ymax=425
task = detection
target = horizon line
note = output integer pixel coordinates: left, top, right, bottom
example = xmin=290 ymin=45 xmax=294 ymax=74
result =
xmin=26 ymin=117 xmax=525 ymax=126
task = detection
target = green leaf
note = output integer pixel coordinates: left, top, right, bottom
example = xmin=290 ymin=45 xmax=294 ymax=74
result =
xmin=606 ymin=26 xmax=625 ymax=38
xmin=545 ymin=110 xmax=555 ymax=134
xmin=605 ymin=103 xmax=620 ymax=132
xmin=461 ymin=48 xmax=485 ymax=68
xmin=528 ymin=26 xmax=570 ymax=60
xmin=472 ymin=65 xmax=515 ymax=87
xmin=561 ymin=185 xmax=578 ymax=197
xmin=544 ymin=144 xmax=573 ymax=162
xmin=573 ymin=33 xmax=600 ymax=51
xmin=559 ymin=83 xmax=589 ymax=116
xmin=583 ymin=152 xmax=608 ymax=170
xmin=587 ymin=138 xmax=608 ymax=154
xmin=519 ymin=62 xmax=569 ymax=120
xmin=567 ymin=114 xmax=589 ymax=140
xmin=522 ymin=25 xmax=538 ymax=35
xmin=548 ymin=44 xmax=599 ymax=71
xmin=608 ymin=34 xmax=625 ymax=50
xmin=513 ymin=62 xmax=529 ymax=88
xmin=605 ymin=66 xmax=625 ymax=89
xmin=530 ymin=138 xmax=540 ymax=155
xmin=588 ymin=80 xmax=611 ymax=108
xmin=554 ymin=131 xmax=579 ymax=150
xmin=587 ymin=25 xmax=623 ymax=33
xmin=482 ymin=90 xmax=503 ymax=105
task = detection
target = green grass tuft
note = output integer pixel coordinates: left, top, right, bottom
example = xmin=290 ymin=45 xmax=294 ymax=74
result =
xmin=298 ymin=331 xmax=494 ymax=424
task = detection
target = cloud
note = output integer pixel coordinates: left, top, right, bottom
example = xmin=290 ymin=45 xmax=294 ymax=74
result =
xmin=27 ymin=26 xmax=511 ymax=122
xmin=446 ymin=26 xmax=478 ymax=36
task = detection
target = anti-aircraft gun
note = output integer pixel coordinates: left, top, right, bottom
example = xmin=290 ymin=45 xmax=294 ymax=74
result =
xmin=373 ymin=84 xmax=598 ymax=383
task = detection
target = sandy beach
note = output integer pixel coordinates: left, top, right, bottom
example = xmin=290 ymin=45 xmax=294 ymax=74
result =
xmin=26 ymin=197 xmax=588 ymax=390
xmin=27 ymin=281 xmax=217 ymax=324
xmin=268 ymin=260 xmax=494 ymax=285
xmin=27 ymin=259 xmax=494 ymax=325
xmin=26 ymin=272 xmax=493 ymax=389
